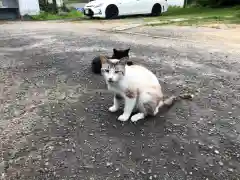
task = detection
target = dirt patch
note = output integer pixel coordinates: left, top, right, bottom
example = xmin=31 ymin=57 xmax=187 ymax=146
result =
xmin=120 ymin=25 xmax=240 ymax=51
xmin=200 ymin=23 xmax=240 ymax=29
xmin=201 ymin=25 xmax=240 ymax=44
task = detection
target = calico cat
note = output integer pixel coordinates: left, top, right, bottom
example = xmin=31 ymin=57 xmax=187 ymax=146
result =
xmin=91 ymin=48 xmax=133 ymax=74
xmin=101 ymin=56 xmax=193 ymax=122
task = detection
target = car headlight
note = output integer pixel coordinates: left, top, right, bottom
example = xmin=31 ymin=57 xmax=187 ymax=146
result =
xmin=93 ymin=3 xmax=103 ymax=8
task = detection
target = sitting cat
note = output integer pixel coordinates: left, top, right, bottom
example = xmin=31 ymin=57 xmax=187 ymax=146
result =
xmin=101 ymin=56 xmax=193 ymax=122
xmin=91 ymin=48 xmax=133 ymax=74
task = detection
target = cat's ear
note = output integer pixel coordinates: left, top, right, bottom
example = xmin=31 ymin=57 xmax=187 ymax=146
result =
xmin=126 ymin=48 xmax=130 ymax=53
xmin=113 ymin=48 xmax=117 ymax=54
xmin=99 ymin=55 xmax=108 ymax=64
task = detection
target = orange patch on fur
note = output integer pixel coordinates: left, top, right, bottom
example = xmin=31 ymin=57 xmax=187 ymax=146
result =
xmin=99 ymin=55 xmax=107 ymax=64
xmin=125 ymin=89 xmax=135 ymax=99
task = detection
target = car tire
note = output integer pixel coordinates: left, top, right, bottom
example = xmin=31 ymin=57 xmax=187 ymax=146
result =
xmin=151 ymin=3 xmax=162 ymax=16
xmin=105 ymin=5 xmax=119 ymax=19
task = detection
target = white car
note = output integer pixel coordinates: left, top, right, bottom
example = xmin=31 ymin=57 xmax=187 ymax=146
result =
xmin=83 ymin=0 xmax=168 ymax=19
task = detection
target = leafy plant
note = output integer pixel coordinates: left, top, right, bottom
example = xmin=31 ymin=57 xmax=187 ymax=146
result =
xmin=194 ymin=0 xmax=240 ymax=7
xmin=38 ymin=0 xmax=59 ymax=13
xmin=31 ymin=10 xmax=84 ymax=20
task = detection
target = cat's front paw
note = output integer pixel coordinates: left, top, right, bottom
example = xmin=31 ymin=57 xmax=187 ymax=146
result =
xmin=108 ymin=106 xmax=118 ymax=112
xmin=130 ymin=113 xmax=145 ymax=123
xmin=117 ymin=114 xmax=129 ymax=122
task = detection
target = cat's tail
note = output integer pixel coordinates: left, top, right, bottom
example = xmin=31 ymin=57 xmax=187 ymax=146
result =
xmin=163 ymin=93 xmax=194 ymax=107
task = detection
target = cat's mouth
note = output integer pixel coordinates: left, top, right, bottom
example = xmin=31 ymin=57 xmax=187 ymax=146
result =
xmin=108 ymin=79 xmax=114 ymax=83
xmin=107 ymin=78 xmax=118 ymax=84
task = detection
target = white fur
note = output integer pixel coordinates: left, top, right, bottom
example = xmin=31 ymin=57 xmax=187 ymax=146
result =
xmin=117 ymin=97 xmax=137 ymax=121
xmin=108 ymin=96 xmax=119 ymax=112
xmin=131 ymin=113 xmax=145 ymax=122
xmin=109 ymin=59 xmax=120 ymax=64
xmin=102 ymin=59 xmax=164 ymax=122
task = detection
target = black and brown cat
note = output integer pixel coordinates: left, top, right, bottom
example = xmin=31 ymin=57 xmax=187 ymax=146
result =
xmin=91 ymin=48 xmax=133 ymax=74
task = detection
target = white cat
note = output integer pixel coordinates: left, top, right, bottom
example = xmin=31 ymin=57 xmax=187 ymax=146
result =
xmin=100 ymin=56 xmax=193 ymax=122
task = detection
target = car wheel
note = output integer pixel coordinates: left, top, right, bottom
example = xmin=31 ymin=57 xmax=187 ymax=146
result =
xmin=105 ymin=5 xmax=119 ymax=19
xmin=151 ymin=3 xmax=161 ymax=16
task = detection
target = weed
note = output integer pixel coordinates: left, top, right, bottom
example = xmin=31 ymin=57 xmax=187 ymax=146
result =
xmin=31 ymin=10 xmax=84 ymax=20
xmin=145 ymin=6 xmax=240 ymax=26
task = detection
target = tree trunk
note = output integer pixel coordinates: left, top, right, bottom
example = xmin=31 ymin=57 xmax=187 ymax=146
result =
xmin=53 ymin=0 xmax=58 ymax=13
xmin=184 ymin=0 xmax=188 ymax=7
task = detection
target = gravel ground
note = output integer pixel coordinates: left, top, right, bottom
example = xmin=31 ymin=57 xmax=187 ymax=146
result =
xmin=0 ymin=21 xmax=240 ymax=180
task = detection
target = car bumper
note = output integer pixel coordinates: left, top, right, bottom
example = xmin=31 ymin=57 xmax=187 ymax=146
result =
xmin=83 ymin=7 xmax=105 ymax=18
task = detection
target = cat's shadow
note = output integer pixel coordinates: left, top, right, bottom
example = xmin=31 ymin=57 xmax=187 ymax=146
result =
xmin=111 ymin=103 xmax=173 ymax=126
xmin=102 ymin=105 xmax=171 ymax=141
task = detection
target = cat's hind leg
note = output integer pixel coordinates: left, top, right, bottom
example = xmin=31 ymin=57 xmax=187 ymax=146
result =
xmin=130 ymin=101 xmax=155 ymax=123
xmin=130 ymin=113 xmax=145 ymax=122
xmin=130 ymin=92 xmax=161 ymax=123
xmin=153 ymin=100 xmax=164 ymax=115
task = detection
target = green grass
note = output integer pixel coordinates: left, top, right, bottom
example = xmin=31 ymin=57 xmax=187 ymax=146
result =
xmin=145 ymin=6 xmax=240 ymax=26
xmin=31 ymin=10 xmax=84 ymax=20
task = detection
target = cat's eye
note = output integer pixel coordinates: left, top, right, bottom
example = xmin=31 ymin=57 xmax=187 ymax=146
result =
xmin=115 ymin=70 xmax=120 ymax=73
xmin=105 ymin=69 xmax=109 ymax=73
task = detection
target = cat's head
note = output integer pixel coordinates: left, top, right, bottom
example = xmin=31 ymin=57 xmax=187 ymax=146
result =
xmin=111 ymin=48 xmax=130 ymax=59
xmin=100 ymin=55 xmax=127 ymax=83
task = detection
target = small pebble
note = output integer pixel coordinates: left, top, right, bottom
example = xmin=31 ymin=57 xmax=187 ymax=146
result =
xmin=130 ymin=168 xmax=135 ymax=173
xmin=115 ymin=168 xmax=119 ymax=171
xmin=209 ymin=163 xmax=214 ymax=167
xmin=208 ymin=145 xmax=213 ymax=149
xmin=106 ymin=162 xmax=112 ymax=167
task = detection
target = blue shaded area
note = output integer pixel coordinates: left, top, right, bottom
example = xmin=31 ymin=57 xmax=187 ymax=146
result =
xmin=76 ymin=7 xmax=84 ymax=12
